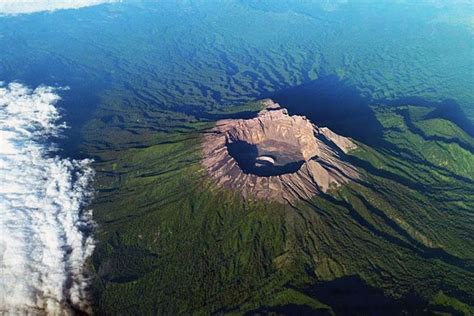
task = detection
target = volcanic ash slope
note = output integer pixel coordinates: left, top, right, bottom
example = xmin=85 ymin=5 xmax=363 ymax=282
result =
xmin=202 ymin=100 xmax=359 ymax=203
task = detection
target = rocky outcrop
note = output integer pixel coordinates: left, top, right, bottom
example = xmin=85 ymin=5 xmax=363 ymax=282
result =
xmin=201 ymin=99 xmax=359 ymax=203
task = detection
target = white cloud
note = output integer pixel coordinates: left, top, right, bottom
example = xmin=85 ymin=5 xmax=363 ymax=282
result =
xmin=0 ymin=82 xmax=95 ymax=314
xmin=0 ymin=0 xmax=120 ymax=15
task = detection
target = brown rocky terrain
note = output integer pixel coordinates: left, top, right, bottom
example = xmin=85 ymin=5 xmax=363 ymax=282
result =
xmin=201 ymin=99 xmax=359 ymax=203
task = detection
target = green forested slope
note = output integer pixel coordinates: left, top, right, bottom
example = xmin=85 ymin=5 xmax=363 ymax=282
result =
xmin=89 ymin=101 xmax=474 ymax=315
xmin=0 ymin=2 xmax=472 ymax=314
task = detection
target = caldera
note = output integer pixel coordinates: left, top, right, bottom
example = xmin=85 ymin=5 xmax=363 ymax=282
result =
xmin=201 ymin=99 xmax=359 ymax=203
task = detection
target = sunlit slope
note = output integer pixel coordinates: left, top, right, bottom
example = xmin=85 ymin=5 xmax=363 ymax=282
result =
xmin=89 ymin=102 xmax=474 ymax=315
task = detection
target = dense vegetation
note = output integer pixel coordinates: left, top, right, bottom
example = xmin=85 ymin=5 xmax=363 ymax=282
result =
xmin=89 ymin=99 xmax=474 ymax=315
xmin=0 ymin=1 xmax=473 ymax=314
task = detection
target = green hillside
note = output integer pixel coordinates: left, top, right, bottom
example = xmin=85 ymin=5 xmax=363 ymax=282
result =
xmin=89 ymin=101 xmax=474 ymax=315
xmin=1 ymin=1 xmax=472 ymax=314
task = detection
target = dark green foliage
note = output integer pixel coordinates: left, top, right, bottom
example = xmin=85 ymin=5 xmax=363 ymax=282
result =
xmin=88 ymin=100 xmax=474 ymax=315
xmin=1 ymin=2 xmax=473 ymax=314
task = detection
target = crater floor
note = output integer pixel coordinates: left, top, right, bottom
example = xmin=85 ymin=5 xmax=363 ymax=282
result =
xmin=227 ymin=139 xmax=305 ymax=177
xmin=202 ymin=99 xmax=359 ymax=203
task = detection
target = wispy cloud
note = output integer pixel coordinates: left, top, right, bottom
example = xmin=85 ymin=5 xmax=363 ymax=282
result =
xmin=0 ymin=82 xmax=95 ymax=314
xmin=0 ymin=0 xmax=120 ymax=15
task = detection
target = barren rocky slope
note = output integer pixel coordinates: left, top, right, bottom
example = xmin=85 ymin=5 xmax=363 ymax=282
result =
xmin=202 ymin=100 xmax=359 ymax=203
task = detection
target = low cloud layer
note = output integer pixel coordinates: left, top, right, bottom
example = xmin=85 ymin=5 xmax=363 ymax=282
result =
xmin=0 ymin=82 xmax=95 ymax=314
xmin=0 ymin=0 xmax=119 ymax=15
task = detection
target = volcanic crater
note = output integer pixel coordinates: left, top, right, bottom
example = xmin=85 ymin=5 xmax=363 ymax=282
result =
xmin=202 ymin=99 xmax=359 ymax=203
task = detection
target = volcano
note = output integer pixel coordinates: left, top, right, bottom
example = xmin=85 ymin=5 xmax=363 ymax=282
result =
xmin=202 ymin=99 xmax=359 ymax=203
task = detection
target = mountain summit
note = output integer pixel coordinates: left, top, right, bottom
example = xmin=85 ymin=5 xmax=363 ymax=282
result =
xmin=202 ymin=99 xmax=359 ymax=203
